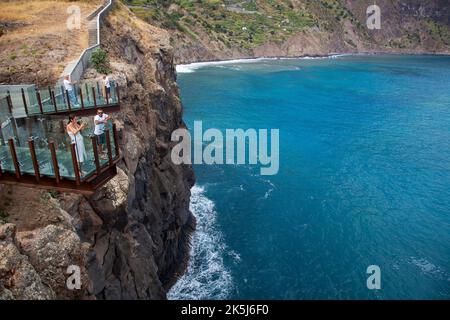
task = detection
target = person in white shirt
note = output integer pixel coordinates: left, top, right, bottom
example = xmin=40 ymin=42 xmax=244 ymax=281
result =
xmin=102 ymin=74 xmax=111 ymax=101
xmin=63 ymin=75 xmax=80 ymax=107
xmin=94 ymin=108 xmax=110 ymax=157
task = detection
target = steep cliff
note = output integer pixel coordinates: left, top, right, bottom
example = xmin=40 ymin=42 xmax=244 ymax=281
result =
xmin=0 ymin=2 xmax=195 ymax=300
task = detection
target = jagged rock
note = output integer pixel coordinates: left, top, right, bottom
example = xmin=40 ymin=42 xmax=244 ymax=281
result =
xmin=0 ymin=223 xmax=16 ymax=242
xmin=59 ymin=194 xmax=103 ymax=242
xmin=16 ymin=225 xmax=91 ymax=299
xmin=0 ymin=224 xmax=55 ymax=300
xmin=89 ymin=167 xmax=129 ymax=225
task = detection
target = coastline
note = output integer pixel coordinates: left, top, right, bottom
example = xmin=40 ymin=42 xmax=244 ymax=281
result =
xmin=175 ymin=51 xmax=450 ymax=73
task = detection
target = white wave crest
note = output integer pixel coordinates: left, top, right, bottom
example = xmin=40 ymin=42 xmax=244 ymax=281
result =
xmin=176 ymin=58 xmax=268 ymax=73
xmin=168 ymin=185 xmax=234 ymax=300
xmin=176 ymin=54 xmax=350 ymax=73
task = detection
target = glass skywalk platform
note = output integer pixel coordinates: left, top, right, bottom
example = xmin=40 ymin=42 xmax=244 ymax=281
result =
xmin=0 ymin=80 xmax=121 ymax=119
xmin=0 ymin=82 xmax=122 ymax=194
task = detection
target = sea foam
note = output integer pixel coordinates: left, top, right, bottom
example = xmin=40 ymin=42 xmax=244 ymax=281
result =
xmin=167 ymin=185 xmax=234 ymax=300
xmin=175 ymin=54 xmax=349 ymax=73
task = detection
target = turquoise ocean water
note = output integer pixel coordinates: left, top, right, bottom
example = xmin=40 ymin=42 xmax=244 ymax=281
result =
xmin=168 ymin=55 xmax=450 ymax=300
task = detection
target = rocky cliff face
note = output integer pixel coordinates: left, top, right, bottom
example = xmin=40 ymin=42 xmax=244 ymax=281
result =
xmin=0 ymin=2 xmax=195 ymax=300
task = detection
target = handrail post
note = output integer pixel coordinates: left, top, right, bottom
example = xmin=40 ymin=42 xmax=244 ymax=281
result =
xmin=8 ymin=138 xmax=21 ymax=180
xmin=43 ymin=117 xmax=49 ymax=135
xmin=51 ymin=90 xmax=58 ymax=112
xmin=106 ymin=87 xmax=109 ymax=105
xmin=91 ymin=135 xmax=101 ymax=175
xmin=36 ymin=90 xmax=44 ymax=114
xmin=112 ymin=123 xmax=119 ymax=158
xmin=21 ymin=88 xmax=29 ymax=115
xmin=61 ymin=86 xmax=65 ymax=104
xmin=28 ymin=138 xmax=40 ymax=182
xmin=105 ymin=129 xmax=113 ymax=166
xmin=69 ymin=143 xmax=81 ymax=185
xmin=6 ymin=92 xmax=13 ymax=114
xmin=116 ymin=83 xmax=120 ymax=102
xmin=85 ymin=83 xmax=90 ymax=102
xmin=65 ymin=90 xmax=72 ymax=110
xmin=48 ymin=141 xmax=61 ymax=184
xmin=0 ymin=125 xmax=5 ymax=146
xmin=10 ymin=118 xmax=20 ymax=147
xmin=79 ymin=88 xmax=85 ymax=110
xmin=92 ymin=87 xmax=97 ymax=108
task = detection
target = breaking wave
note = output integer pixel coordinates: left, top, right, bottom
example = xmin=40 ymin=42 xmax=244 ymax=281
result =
xmin=176 ymin=54 xmax=349 ymax=73
xmin=167 ymin=185 xmax=234 ymax=300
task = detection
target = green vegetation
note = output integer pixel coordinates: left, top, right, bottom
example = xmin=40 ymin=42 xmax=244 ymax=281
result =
xmin=123 ymin=0 xmax=450 ymax=52
xmin=424 ymin=19 xmax=450 ymax=45
xmin=48 ymin=190 xmax=60 ymax=199
xmin=125 ymin=0 xmax=319 ymax=50
xmin=91 ymin=48 xmax=112 ymax=74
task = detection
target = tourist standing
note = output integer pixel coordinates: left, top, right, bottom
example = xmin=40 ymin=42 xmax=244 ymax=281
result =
xmin=67 ymin=114 xmax=86 ymax=176
xmin=94 ymin=108 xmax=110 ymax=158
xmin=102 ymin=74 xmax=111 ymax=101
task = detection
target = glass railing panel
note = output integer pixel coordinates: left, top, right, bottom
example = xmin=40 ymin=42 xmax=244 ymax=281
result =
xmin=108 ymin=81 xmax=117 ymax=104
xmin=53 ymin=86 xmax=69 ymax=112
xmin=24 ymin=86 xmax=38 ymax=109
xmin=108 ymin=125 xmax=116 ymax=160
xmin=69 ymin=84 xmax=82 ymax=111
xmin=14 ymin=145 xmax=34 ymax=176
xmin=32 ymin=136 xmax=55 ymax=177
xmin=13 ymin=118 xmax=31 ymax=147
xmin=82 ymin=135 xmax=99 ymax=179
xmin=0 ymin=143 xmax=14 ymax=173
xmin=0 ymin=96 xmax=11 ymax=121
xmin=39 ymin=88 xmax=56 ymax=114
xmin=1 ymin=118 xmax=15 ymax=144
xmin=55 ymin=142 xmax=76 ymax=180
xmin=80 ymin=83 xmax=94 ymax=108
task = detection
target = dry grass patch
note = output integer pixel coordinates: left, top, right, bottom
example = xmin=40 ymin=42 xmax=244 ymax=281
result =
xmin=0 ymin=0 xmax=102 ymax=85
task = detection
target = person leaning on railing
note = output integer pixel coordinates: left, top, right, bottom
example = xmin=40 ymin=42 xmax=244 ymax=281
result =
xmin=63 ymin=75 xmax=81 ymax=108
xmin=102 ymin=74 xmax=111 ymax=102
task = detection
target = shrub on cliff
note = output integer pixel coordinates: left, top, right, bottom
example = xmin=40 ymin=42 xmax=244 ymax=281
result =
xmin=91 ymin=48 xmax=112 ymax=74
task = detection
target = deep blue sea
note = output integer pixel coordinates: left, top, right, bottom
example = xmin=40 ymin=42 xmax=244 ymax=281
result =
xmin=168 ymin=55 xmax=450 ymax=300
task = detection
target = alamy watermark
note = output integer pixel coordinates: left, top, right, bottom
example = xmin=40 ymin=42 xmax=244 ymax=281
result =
xmin=67 ymin=5 xmax=81 ymax=30
xmin=171 ymin=121 xmax=279 ymax=176
xmin=66 ymin=265 xmax=81 ymax=290
xmin=366 ymin=4 xmax=381 ymax=30
xmin=367 ymin=265 xmax=381 ymax=290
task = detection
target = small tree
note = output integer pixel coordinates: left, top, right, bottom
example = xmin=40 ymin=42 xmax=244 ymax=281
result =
xmin=91 ymin=48 xmax=112 ymax=74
